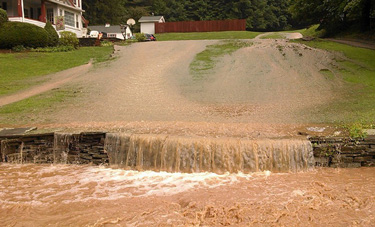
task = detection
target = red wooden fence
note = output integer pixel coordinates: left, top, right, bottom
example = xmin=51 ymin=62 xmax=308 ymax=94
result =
xmin=155 ymin=19 xmax=246 ymax=33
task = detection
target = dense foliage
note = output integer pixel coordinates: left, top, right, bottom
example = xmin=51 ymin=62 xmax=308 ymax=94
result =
xmin=83 ymin=0 xmax=291 ymax=31
xmin=82 ymin=0 xmax=375 ymax=34
xmin=0 ymin=8 xmax=7 ymax=26
xmin=59 ymin=31 xmax=79 ymax=48
xmin=135 ymin=33 xmax=146 ymax=41
xmin=0 ymin=22 xmax=48 ymax=49
xmin=289 ymin=0 xmax=375 ymax=34
xmin=44 ymin=22 xmax=59 ymax=46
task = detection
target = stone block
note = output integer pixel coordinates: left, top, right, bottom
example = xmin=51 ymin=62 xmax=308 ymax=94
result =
xmin=341 ymin=146 xmax=355 ymax=152
xmin=361 ymin=160 xmax=375 ymax=167
xmin=92 ymin=154 xmax=108 ymax=159
xmin=353 ymin=156 xmax=373 ymax=162
xmin=330 ymin=162 xmax=361 ymax=168
xmin=340 ymin=157 xmax=354 ymax=163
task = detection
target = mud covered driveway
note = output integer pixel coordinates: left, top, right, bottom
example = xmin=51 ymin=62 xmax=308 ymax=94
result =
xmin=50 ymin=39 xmax=341 ymax=126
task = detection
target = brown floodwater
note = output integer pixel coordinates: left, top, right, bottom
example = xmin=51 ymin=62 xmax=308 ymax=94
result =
xmin=1 ymin=164 xmax=374 ymax=226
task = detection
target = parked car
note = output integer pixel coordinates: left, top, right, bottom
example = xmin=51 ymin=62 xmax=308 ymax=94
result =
xmin=145 ymin=33 xmax=156 ymax=41
xmin=89 ymin=30 xmax=99 ymax=38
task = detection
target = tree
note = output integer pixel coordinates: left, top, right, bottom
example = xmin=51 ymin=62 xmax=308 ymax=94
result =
xmin=289 ymin=0 xmax=375 ymax=34
xmin=83 ymin=0 xmax=127 ymax=25
xmin=83 ymin=0 xmax=293 ymax=30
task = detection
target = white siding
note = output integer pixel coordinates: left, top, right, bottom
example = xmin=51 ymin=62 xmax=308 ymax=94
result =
xmin=140 ymin=23 xmax=155 ymax=34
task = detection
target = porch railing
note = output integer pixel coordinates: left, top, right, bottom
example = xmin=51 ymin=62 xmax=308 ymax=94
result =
xmin=8 ymin=17 xmax=47 ymax=28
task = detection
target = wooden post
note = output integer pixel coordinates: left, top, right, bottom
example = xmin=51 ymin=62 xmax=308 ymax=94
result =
xmin=39 ymin=0 xmax=46 ymax=22
xmin=17 ymin=0 xmax=23 ymax=17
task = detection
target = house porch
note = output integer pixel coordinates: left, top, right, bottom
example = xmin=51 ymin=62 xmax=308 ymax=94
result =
xmin=1 ymin=0 xmax=87 ymax=37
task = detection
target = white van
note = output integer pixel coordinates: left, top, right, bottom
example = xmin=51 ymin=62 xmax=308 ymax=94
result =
xmin=89 ymin=30 xmax=99 ymax=38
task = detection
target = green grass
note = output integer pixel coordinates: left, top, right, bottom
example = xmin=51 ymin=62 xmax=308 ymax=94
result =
xmin=288 ymin=24 xmax=326 ymax=38
xmin=155 ymin=31 xmax=261 ymax=41
xmin=0 ymin=46 xmax=113 ymax=96
xmin=190 ymin=40 xmax=252 ymax=80
xmin=0 ymin=86 xmax=81 ymax=124
xmin=259 ymin=33 xmax=285 ymax=39
xmin=297 ymin=39 xmax=375 ymax=124
xmin=319 ymin=69 xmax=335 ymax=80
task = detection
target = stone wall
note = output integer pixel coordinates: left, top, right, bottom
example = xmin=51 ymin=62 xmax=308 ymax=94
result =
xmin=0 ymin=133 xmax=54 ymax=164
xmin=0 ymin=132 xmax=107 ymax=165
xmin=1 ymin=132 xmax=375 ymax=169
xmin=310 ymin=136 xmax=375 ymax=167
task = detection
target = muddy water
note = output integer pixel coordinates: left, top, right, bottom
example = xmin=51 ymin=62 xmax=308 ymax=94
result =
xmin=104 ymin=134 xmax=314 ymax=173
xmin=1 ymin=164 xmax=374 ymax=226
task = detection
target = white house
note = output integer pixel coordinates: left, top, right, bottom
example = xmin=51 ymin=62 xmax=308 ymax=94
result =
xmin=89 ymin=24 xmax=132 ymax=40
xmin=1 ymin=0 xmax=88 ymax=37
xmin=138 ymin=15 xmax=164 ymax=34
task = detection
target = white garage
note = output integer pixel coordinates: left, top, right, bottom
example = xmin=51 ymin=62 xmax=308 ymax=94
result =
xmin=139 ymin=16 xmax=165 ymax=35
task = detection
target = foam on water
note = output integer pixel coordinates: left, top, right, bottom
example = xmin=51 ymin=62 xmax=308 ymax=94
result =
xmin=0 ymin=164 xmax=272 ymax=206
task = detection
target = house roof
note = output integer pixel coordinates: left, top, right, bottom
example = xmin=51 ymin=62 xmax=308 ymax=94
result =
xmin=89 ymin=25 xmax=129 ymax=33
xmin=47 ymin=0 xmax=84 ymax=12
xmin=138 ymin=16 xmax=165 ymax=23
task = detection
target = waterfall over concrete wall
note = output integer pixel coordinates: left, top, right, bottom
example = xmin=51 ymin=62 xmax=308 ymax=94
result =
xmin=104 ymin=134 xmax=314 ymax=173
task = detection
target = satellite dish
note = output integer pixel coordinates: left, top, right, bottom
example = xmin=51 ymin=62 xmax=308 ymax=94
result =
xmin=127 ymin=18 xmax=136 ymax=26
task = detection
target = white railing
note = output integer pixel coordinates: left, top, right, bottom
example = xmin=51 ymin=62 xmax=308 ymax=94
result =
xmin=8 ymin=17 xmax=85 ymax=38
xmin=9 ymin=17 xmax=46 ymax=28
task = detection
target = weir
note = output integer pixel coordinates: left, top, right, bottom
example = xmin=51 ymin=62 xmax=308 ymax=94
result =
xmin=104 ymin=133 xmax=314 ymax=173
xmin=54 ymin=133 xmax=80 ymax=164
xmin=2 ymin=132 xmax=374 ymax=173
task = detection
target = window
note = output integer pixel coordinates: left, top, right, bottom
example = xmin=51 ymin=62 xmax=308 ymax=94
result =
xmin=108 ymin=34 xmax=116 ymax=38
xmin=47 ymin=8 xmax=54 ymax=24
xmin=64 ymin=11 xmax=74 ymax=27
xmin=30 ymin=7 xmax=34 ymax=19
xmin=59 ymin=9 xmax=63 ymax=16
xmin=37 ymin=8 xmax=41 ymax=19
xmin=24 ymin=9 xmax=29 ymax=18
xmin=1 ymin=2 xmax=7 ymax=11
xmin=76 ymin=14 xmax=79 ymax=28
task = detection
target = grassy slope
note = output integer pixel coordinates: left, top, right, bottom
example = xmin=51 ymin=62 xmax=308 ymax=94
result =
xmin=0 ymin=87 xmax=81 ymax=124
xmin=0 ymin=46 xmax=113 ymax=96
xmin=297 ymin=39 xmax=375 ymax=125
xmin=295 ymin=25 xmax=326 ymax=38
xmin=0 ymin=46 xmax=113 ymax=124
xmin=190 ymin=40 xmax=252 ymax=80
xmin=155 ymin=31 xmax=261 ymax=41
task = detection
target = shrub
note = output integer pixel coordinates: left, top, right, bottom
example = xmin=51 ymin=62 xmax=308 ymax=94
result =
xmin=59 ymin=31 xmax=79 ymax=48
xmin=0 ymin=22 xmax=48 ymax=49
xmin=135 ymin=33 xmax=145 ymax=42
xmin=0 ymin=8 xmax=7 ymax=26
xmin=348 ymin=123 xmax=367 ymax=139
xmin=12 ymin=45 xmax=26 ymax=52
xmin=100 ymin=40 xmax=113 ymax=47
xmin=30 ymin=45 xmax=75 ymax=52
xmin=44 ymin=21 xmax=59 ymax=46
